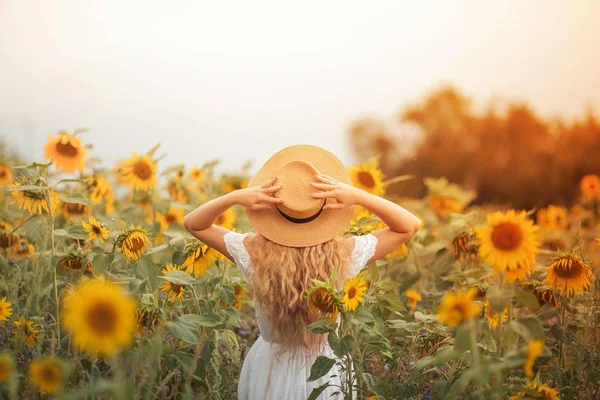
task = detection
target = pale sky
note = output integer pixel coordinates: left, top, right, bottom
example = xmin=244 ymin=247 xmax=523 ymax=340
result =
xmin=1 ymin=1 xmax=599 ymax=173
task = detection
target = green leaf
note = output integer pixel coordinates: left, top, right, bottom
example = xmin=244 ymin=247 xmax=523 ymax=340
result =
xmin=306 ymin=318 xmax=337 ymax=334
xmin=91 ymin=253 xmax=115 ymax=274
xmin=551 ymin=324 xmax=566 ymax=341
xmin=307 ymin=356 xmax=336 ymax=382
xmin=219 ymin=307 xmax=241 ymax=328
xmin=351 ymin=309 xmax=376 ymax=326
xmin=8 ymin=184 xmax=45 ymax=192
xmin=177 ymin=314 xmax=221 ymax=328
xmin=167 ymin=320 xmax=200 ymax=344
xmin=136 ymin=256 xmax=161 ymax=290
xmin=486 ymin=287 xmax=513 ymax=313
xmin=328 ymin=332 xmax=355 ymax=358
xmin=60 ymin=193 xmax=92 ymax=205
xmin=513 ymin=290 xmax=540 ymax=311
xmin=67 ymin=224 xmax=89 ymax=240
xmin=158 ymin=270 xmax=196 ymax=285
xmin=453 ymin=323 xmax=471 ymax=353
xmin=146 ymin=244 xmax=170 ymax=255
xmin=307 ymin=383 xmax=331 ymax=400
xmin=377 ymin=292 xmax=407 ymax=313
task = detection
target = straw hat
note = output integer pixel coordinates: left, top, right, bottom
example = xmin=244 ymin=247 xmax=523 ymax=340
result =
xmin=247 ymin=145 xmax=354 ymax=247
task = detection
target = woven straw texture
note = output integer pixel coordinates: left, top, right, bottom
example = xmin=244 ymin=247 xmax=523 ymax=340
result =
xmin=247 ymin=145 xmax=354 ymax=247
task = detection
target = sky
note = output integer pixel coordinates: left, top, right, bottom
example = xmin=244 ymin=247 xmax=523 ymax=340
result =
xmin=1 ymin=1 xmax=599 ymax=173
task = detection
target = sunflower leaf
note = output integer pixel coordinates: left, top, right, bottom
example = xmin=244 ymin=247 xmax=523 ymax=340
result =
xmin=158 ymin=270 xmax=196 ymax=285
xmin=307 ymin=383 xmax=331 ymax=400
xmin=60 ymin=193 xmax=92 ymax=205
xmin=513 ymin=290 xmax=540 ymax=311
xmin=306 ymin=317 xmax=337 ymax=334
xmin=8 ymin=184 xmax=45 ymax=192
xmin=307 ymin=356 xmax=336 ymax=382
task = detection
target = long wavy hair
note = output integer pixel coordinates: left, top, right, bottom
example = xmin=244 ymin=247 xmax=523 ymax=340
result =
xmin=244 ymin=233 xmax=353 ymax=353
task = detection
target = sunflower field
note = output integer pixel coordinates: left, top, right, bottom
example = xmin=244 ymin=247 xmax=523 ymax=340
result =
xmin=1 ymin=130 xmax=600 ymax=399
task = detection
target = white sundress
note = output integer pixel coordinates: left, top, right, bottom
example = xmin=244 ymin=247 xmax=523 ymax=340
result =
xmin=223 ymin=231 xmax=379 ymax=400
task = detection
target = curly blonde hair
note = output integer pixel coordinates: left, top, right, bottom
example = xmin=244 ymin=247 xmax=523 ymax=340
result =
xmin=244 ymin=234 xmax=353 ymax=352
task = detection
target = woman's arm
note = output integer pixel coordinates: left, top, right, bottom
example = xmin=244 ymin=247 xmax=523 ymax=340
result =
xmin=311 ymin=174 xmax=420 ymax=263
xmin=183 ymin=177 xmax=283 ymax=261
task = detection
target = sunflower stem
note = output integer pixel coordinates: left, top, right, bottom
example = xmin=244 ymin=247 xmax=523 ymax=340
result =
xmin=469 ymin=318 xmax=483 ymax=399
xmin=45 ymin=182 xmax=61 ymax=349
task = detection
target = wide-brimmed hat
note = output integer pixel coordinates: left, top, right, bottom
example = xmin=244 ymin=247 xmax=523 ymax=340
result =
xmin=247 ymin=144 xmax=354 ymax=247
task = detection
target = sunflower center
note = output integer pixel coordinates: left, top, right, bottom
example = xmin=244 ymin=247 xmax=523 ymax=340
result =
xmin=0 ymin=170 xmax=6 ymax=178
xmin=554 ymin=257 xmax=584 ymax=278
xmin=24 ymin=189 xmax=46 ymax=200
xmin=172 ymin=284 xmax=183 ymax=294
xmin=87 ymin=302 xmax=118 ymax=334
xmin=66 ymin=203 xmax=86 ymax=214
xmin=133 ymin=161 xmax=152 ymax=180
xmin=166 ymin=214 xmax=176 ymax=224
xmin=348 ymin=287 xmax=357 ymax=299
xmin=216 ymin=214 xmax=224 ymax=224
xmin=127 ymin=236 xmax=146 ymax=252
xmin=56 ymin=140 xmax=79 ymax=158
xmin=356 ymin=171 xmax=376 ymax=188
xmin=92 ymin=225 xmax=102 ymax=234
xmin=491 ymin=222 xmax=522 ymax=251
xmin=40 ymin=364 xmax=61 ymax=383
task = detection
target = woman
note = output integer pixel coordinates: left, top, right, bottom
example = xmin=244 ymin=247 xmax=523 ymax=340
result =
xmin=183 ymin=145 xmax=420 ymax=399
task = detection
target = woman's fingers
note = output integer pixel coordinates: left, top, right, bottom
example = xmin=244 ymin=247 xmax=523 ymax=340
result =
xmin=261 ymin=185 xmax=283 ymax=194
xmin=310 ymin=182 xmax=335 ymax=190
xmin=259 ymin=194 xmax=284 ymax=204
xmin=311 ymin=190 xmax=337 ymax=199
xmin=249 ymin=204 xmax=271 ymax=211
xmin=316 ymin=174 xmax=336 ymax=183
xmin=323 ymin=202 xmax=346 ymax=210
xmin=261 ymin=176 xmax=278 ymax=188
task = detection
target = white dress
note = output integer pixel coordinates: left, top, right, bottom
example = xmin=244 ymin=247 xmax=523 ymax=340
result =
xmin=223 ymin=231 xmax=379 ymax=400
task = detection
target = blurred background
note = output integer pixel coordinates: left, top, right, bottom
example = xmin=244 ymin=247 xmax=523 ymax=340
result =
xmin=1 ymin=0 xmax=599 ymax=208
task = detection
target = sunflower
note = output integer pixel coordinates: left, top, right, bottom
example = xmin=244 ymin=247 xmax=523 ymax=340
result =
xmin=341 ymin=275 xmax=368 ymax=311
xmin=160 ymin=264 xmax=187 ymax=302
xmin=484 ymin=300 xmax=508 ymax=328
xmin=524 ymin=339 xmax=544 ymax=378
xmin=0 ymin=220 xmax=17 ymax=249
xmin=136 ymin=306 xmax=167 ymax=334
xmin=526 ymin=286 xmax=559 ymax=308
xmin=580 ymin=174 xmax=600 ymax=200
xmin=7 ymin=238 xmax=35 ymax=260
xmin=58 ymin=254 xmax=92 ymax=272
xmin=510 ymin=381 xmax=560 ymax=400
xmin=537 ymin=205 xmax=568 ymax=232
xmin=233 ymin=284 xmax=246 ymax=311
xmin=545 ymin=254 xmax=593 ymax=297
xmin=81 ymin=215 xmax=110 ymax=243
xmin=118 ymin=153 xmax=157 ymax=191
xmin=223 ymin=176 xmax=248 ymax=194
xmin=0 ymin=164 xmax=12 ymax=187
xmin=189 ymin=167 xmax=205 ymax=183
xmin=436 ymin=289 xmax=482 ymax=327
xmin=183 ymin=242 xmax=218 ymax=278
xmin=13 ymin=316 xmax=39 ymax=348
xmin=10 ymin=180 xmax=60 ymax=215
xmin=215 ymin=208 xmax=236 ymax=230
xmin=387 ymin=243 xmax=409 ymax=261
xmin=405 ymin=289 xmax=422 ymax=311
xmin=44 ymin=131 xmax=87 ymax=173
xmin=451 ymin=232 xmax=479 ymax=260
xmin=86 ymin=176 xmax=115 ymax=212
xmin=475 ymin=210 xmax=540 ymax=273
xmin=167 ymin=178 xmax=189 ymax=203
xmin=467 ymin=286 xmax=486 ymax=301
xmin=497 ymin=257 xmax=536 ymax=284
xmin=118 ymin=227 xmax=151 ymax=262
xmin=308 ymin=284 xmax=340 ymax=322
xmin=0 ymin=353 xmax=13 ymax=382
xmin=348 ymin=161 xmax=385 ymax=196
xmin=157 ymin=207 xmax=185 ymax=230
xmin=0 ymin=297 xmax=12 ymax=321
xmin=62 ymin=278 xmax=137 ymax=356
xmin=60 ymin=201 xmax=91 ymax=220
xmin=429 ymin=195 xmax=464 ymax=219
xmin=28 ymin=356 xmax=67 ymax=395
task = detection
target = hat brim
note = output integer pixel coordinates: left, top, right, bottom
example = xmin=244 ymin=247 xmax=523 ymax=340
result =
xmin=247 ymin=145 xmax=354 ymax=247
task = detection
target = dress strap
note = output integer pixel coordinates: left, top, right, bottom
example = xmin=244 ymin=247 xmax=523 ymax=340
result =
xmin=223 ymin=231 xmax=252 ymax=278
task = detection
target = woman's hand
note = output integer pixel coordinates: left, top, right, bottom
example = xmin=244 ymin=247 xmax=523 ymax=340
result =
xmin=310 ymin=174 xmax=362 ymax=210
xmin=232 ymin=177 xmax=284 ymax=211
